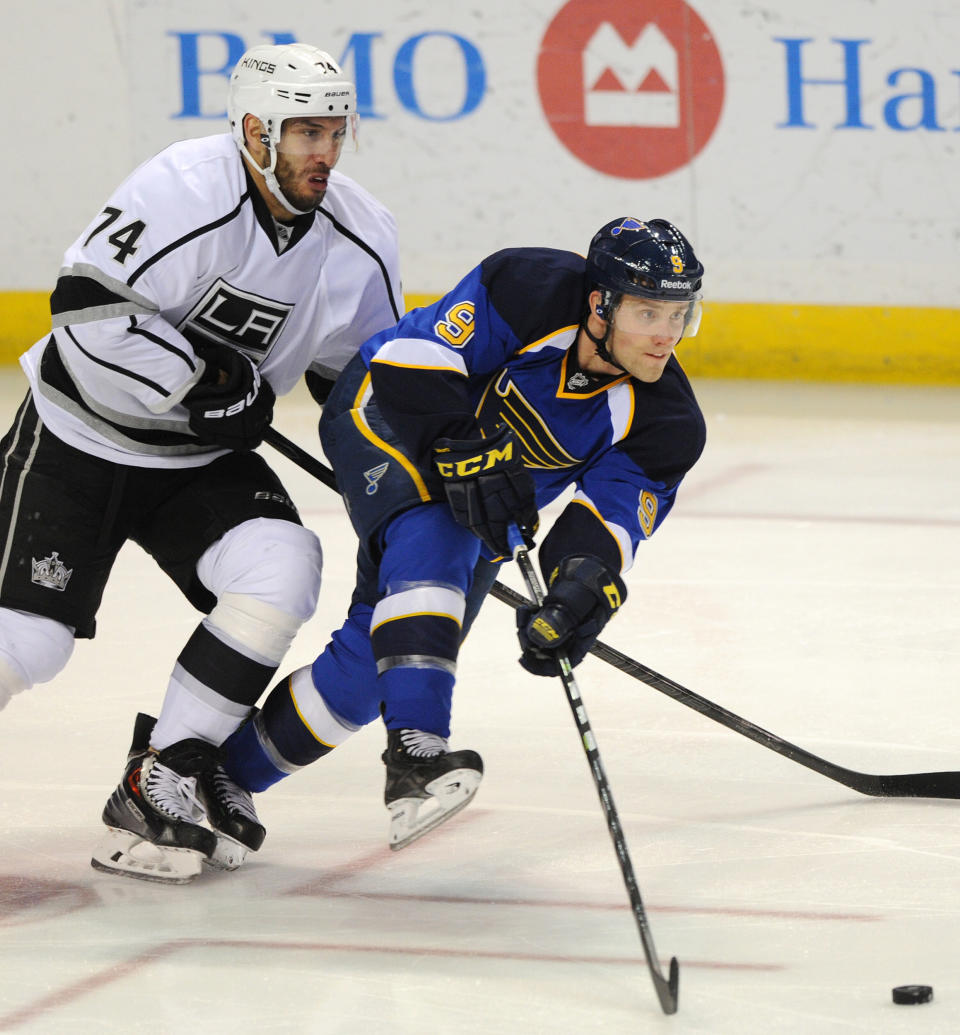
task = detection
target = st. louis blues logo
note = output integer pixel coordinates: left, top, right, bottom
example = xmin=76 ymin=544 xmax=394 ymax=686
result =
xmin=363 ymin=462 xmax=389 ymax=495
xmin=610 ymin=218 xmax=647 ymax=236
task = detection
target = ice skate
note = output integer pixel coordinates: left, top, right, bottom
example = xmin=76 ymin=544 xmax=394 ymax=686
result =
xmin=91 ymin=714 xmax=220 ymax=884
xmin=198 ymin=763 xmax=266 ymax=871
xmin=382 ymin=729 xmax=483 ymax=850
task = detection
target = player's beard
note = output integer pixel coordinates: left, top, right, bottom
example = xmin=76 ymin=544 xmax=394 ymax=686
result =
xmin=274 ymin=152 xmax=326 ymax=212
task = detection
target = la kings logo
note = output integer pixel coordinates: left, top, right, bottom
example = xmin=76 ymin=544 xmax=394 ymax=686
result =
xmin=31 ymin=552 xmax=73 ymax=591
xmin=179 ymin=279 xmax=293 ymax=361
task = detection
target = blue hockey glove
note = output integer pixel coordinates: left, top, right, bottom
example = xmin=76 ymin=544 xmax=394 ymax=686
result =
xmin=517 ymin=555 xmax=627 ymax=676
xmin=185 ymin=343 xmax=275 ymax=451
xmin=433 ymin=425 xmax=539 ymax=557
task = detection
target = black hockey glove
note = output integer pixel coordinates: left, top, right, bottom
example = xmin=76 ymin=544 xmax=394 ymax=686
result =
xmin=433 ymin=425 xmax=539 ymax=557
xmin=516 ymin=555 xmax=627 ymax=676
xmin=184 ymin=343 xmax=275 ymax=451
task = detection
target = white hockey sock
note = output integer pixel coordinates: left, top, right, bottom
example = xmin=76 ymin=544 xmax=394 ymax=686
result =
xmin=151 ymin=679 xmax=251 ymax=750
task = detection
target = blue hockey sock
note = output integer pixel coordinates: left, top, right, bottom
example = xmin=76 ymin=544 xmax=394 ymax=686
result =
xmin=221 ymin=714 xmax=288 ymax=792
xmin=380 ymin=665 xmax=455 ymax=738
xmin=222 ymin=666 xmax=356 ymax=792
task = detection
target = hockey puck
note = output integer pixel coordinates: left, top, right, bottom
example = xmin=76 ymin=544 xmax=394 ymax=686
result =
xmin=892 ymin=985 xmax=933 ymax=1005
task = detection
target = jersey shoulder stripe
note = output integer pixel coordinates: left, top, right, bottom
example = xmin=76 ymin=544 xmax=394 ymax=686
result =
xmin=50 ymin=272 xmax=150 ymax=324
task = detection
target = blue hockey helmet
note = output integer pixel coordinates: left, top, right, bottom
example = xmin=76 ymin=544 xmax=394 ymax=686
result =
xmin=586 ymin=217 xmax=703 ymax=303
xmin=581 ymin=218 xmax=704 ymax=366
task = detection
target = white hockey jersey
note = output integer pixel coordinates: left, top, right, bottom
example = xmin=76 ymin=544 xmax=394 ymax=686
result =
xmin=20 ymin=133 xmax=401 ymax=468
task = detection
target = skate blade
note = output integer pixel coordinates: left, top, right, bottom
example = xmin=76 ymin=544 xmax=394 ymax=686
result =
xmin=386 ymin=767 xmax=482 ymax=851
xmin=204 ymin=833 xmax=249 ymax=872
xmin=90 ymin=827 xmax=204 ymax=884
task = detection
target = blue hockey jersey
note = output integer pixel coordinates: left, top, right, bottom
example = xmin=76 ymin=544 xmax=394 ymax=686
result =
xmin=359 ymin=247 xmax=706 ymax=575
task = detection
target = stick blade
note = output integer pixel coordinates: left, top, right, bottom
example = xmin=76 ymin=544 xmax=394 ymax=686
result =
xmin=652 ymin=956 xmax=679 ymax=1015
xmin=872 ymin=771 xmax=960 ymax=799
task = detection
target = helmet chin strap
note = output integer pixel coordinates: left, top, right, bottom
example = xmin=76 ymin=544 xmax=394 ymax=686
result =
xmin=581 ymin=296 xmax=627 ymax=373
xmin=240 ymin=138 xmax=313 ymax=218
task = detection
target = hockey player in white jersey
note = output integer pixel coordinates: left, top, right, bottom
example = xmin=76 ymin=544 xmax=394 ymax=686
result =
xmin=0 ymin=42 xmax=402 ymax=883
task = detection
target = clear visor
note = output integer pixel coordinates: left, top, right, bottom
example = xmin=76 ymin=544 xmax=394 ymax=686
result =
xmin=612 ymin=295 xmax=703 ymax=338
xmin=274 ymin=114 xmax=359 ymax=156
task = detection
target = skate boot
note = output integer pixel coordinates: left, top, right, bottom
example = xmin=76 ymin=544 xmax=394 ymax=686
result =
xmin=198 ymin=763 xmax=266 ymax=871
xmin=382 ymin=728 xmax=483 ymax=850
xmin=91 ymin=713 xmax=219 ymax=884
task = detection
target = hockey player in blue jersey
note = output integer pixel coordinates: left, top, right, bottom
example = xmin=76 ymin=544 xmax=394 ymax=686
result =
xmin=223 ymin=217 xmax=707 ymax=849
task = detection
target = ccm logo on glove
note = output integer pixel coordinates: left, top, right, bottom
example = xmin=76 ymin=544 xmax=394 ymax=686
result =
xmin=434 ymin=438 xmax=514 ymax=478
xmin=531 ymin=615 xmax=561 ymax=642
xmin=433 ymin=424 xmax=539 ymax=557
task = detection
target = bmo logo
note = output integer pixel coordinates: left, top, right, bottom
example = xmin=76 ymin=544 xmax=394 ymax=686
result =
xmin=537 ymin=0 xmax=725 ymax=179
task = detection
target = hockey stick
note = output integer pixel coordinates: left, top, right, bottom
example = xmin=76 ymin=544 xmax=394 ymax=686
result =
xmin=487 ymin=581 xmax=960 ymax=800
xmin=263 ymin=427 xmax=960 ymax=801
xmin=508 ymin=525 xmax=679 ymax=1015
xmin=264 ymin=426 xmax=338 ymax=490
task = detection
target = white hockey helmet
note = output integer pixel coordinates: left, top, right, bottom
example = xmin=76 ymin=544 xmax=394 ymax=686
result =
xmin=228 ymin=43 xmax=358 ymax=215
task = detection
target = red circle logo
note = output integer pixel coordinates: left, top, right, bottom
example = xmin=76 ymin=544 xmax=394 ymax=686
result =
xmin=537 ymin=0 xmax=725 ymax=179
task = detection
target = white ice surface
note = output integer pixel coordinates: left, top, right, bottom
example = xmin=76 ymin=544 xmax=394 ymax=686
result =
xmin=0 ymin=369 xmax=958 ymax=1034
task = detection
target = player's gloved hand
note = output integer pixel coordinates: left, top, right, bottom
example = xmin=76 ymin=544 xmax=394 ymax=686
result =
xmin=432 ymin=424 xmax=539 ymax=557
xmin=184 ymin=343 xmax=275 ymax=451
xmin=516 ymin=555 xmax=627 ymax=676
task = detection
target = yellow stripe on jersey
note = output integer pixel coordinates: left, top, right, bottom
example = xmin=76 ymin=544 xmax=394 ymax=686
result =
xmin=609 ymin=381 xmax=636 ymax=443
xmin=567 ymin=496 xmax=628 ymax=570
xmin=371 ymin=610 xmax=463 ymax=633
xmin=556 ymin=348 xmax=630 ymax=399
xmin=371 ymin=336 xmax=468 ymax=374
xmin=288 ymin=669 xmax=341 ymax=748
xmin=371 ymin=585 xmax=465 ymax=630
xmin=350 ymin=372 xmax=432 ymax=502
xmin=517 ymin=324 xmax=579 ymax=354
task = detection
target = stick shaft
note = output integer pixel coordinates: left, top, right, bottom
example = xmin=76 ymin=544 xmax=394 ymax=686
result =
xmin=511 ymin=535 xmax=678 ymax=1014
xmin=263 ymin=427 xmax=337 ymax=489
